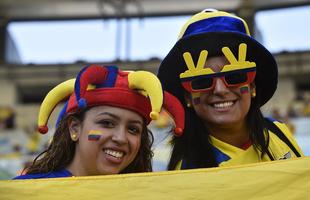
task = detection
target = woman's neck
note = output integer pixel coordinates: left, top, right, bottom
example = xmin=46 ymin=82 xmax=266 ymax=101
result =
xmin=66 ymin=151 xmax=88 ymax=176
xmin=206 ymin=121 xmax=250 ymax=148
xmin=66 ymin=157 xmax=80 ymax=176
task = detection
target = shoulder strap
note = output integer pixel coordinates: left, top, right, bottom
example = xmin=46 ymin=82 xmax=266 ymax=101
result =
xmin=264 ymin=118 xmax=301 ymax=157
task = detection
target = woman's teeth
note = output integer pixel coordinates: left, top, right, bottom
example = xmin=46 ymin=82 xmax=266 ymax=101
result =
xmin=213 ymin=101 xmax=234 ymax=108
xmin=104 ymin=149 xmax=124 ymax=159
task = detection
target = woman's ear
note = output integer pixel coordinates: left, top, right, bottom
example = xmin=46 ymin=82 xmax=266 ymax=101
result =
xmin=250 ymin=83 xmax=256 ymax=98
xmin=68 ymin=117 xmax=82 ymax=141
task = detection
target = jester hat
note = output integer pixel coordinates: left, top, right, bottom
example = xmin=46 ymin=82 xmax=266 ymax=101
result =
xmin=37 ymin=65 xmax=184 ymax=136
xmin=158 ymin=9 xmax=278 ymax=106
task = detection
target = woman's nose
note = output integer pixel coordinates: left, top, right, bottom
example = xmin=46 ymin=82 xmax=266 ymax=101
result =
xmin=212 ymin=78 xmax=230 ymax=95
xmin=111 ymin=127 xmax=128 ymax=144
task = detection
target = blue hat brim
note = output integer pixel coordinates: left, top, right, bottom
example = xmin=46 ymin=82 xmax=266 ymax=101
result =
xmin=158 ymin=32 xmax=278 ymax=107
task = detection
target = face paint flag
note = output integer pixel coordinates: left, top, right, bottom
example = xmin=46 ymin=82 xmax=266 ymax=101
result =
xmin=240 ymin=86 xmax=249 ymax=94
xmin=192 ymin=93 xmax=201 ymax=105
xmin=88 ymin=130 xmax=103 ymax=141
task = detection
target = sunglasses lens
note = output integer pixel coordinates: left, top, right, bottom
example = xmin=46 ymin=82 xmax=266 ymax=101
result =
xmin=225 ymin=72 xmax=248 ymax=85
xmin=191 ymin=78 xmax=213 ymax=90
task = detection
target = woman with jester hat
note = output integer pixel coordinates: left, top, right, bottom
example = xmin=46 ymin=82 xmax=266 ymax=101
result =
xmin=14 ymin=65 xmax=184 ymax=179
xmin=157 ymin=9 xmax=304 ymax=170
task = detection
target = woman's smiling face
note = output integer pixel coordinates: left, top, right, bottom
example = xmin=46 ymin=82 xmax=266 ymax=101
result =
xmin=68 ymin=105 xmax=143 ymax=176
xmin=189 ymin=56 xmax=255 ymax=129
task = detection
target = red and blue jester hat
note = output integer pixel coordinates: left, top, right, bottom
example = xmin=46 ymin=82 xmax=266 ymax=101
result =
xmin=37 ymin=64 xmax=185 ymax=136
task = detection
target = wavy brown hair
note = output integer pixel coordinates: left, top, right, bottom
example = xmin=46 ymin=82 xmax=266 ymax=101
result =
xmin=25 ymin=108 xmax=154 ymax=175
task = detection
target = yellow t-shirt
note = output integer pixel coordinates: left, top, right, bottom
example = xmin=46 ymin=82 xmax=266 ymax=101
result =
xmin=176 ymin=121 xmax=304 ymax=169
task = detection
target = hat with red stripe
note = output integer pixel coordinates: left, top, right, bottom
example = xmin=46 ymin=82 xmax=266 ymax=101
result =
xmin=37 ymin=64 xmax=184 ymax=136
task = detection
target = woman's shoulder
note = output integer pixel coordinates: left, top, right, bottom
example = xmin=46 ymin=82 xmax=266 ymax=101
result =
xmin=265 ymin=117 xmax=304 ymax=157
xmin=13 ymin=169 xmax=72 ymax=180
xmin=265 ymin=117 xmax=294 ymax=137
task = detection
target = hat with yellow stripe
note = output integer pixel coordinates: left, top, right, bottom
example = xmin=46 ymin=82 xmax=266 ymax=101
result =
xmin=158 ymin=9 xmax=278 ymax=107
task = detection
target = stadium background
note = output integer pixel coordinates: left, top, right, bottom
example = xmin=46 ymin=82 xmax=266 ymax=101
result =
xmin=0 ymin=0 xmax=309 ymax=179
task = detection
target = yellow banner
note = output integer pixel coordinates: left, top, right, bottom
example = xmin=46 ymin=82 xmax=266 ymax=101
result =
xmin=1 ymin=157 xmax=310 ymax=200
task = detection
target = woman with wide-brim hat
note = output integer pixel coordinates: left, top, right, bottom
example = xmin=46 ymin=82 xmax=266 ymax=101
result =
xmin=157 ymin=9 xmax=304 ymax=170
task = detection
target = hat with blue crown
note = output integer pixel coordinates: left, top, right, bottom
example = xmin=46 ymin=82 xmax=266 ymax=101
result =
xmin=158 ymin=9 xmax=278 ymax=106
xmin=37 ymin=64 xmax=184 ymax=136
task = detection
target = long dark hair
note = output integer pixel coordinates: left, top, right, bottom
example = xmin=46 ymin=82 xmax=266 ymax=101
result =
xmin=168 ymin=92 xmax=270 ymax=170
xmin=25 ymin=109 xmax=154 ymax=174
xmin=121 ymin=128 xmax=154 ymax=173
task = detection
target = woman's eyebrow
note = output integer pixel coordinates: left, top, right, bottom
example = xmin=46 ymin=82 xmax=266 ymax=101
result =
xmin=97 ymin=112 xmax=120 ymax=120
xmin=97 ymin=112 xmax=143 ymax=125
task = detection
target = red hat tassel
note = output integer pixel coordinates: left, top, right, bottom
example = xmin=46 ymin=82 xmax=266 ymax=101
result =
xmin=163 ymin=91 xmax=185 ymax=136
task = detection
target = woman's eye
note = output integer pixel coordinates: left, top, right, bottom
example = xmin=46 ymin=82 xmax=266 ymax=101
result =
xmin=128 ymin=125 xmax=141 ymax=135
xmin=98 ymin=120 xmax=115 ymax=128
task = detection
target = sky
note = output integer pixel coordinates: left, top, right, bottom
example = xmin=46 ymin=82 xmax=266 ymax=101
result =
xmin=255 ymin=5 xmax=310 ymax=53
xmin=7 ymin=16 xmax=189 ymax=64
xmin=6 ymin=5 xmax=310 ymax=65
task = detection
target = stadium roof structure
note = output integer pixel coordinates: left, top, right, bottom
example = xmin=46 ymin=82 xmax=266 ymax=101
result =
xmin=0 ymin=0 xmax=309 ymax=20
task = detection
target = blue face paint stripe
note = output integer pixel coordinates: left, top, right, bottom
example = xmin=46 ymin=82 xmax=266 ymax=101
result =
xmin=88 ymin=135 xmax=101 ymax=141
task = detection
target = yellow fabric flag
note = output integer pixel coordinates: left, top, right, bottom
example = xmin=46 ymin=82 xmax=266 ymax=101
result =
xmin=1 ymin=157 xmax=310 ymax=200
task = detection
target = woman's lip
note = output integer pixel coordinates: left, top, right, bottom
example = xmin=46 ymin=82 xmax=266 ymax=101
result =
xmin=103 ymin=148 xmax=125 ymax=164
xmin=104 ymin=154 xmax=123 ymax=164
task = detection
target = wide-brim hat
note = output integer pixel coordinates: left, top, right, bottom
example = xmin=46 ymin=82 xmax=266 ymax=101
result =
xmin=158 ymin=10 xmax=278 ymax=107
